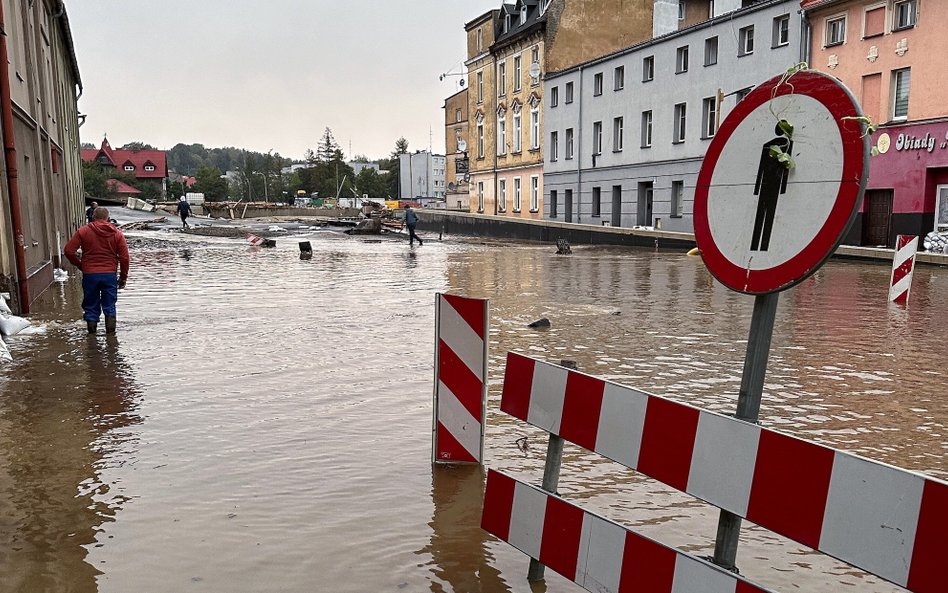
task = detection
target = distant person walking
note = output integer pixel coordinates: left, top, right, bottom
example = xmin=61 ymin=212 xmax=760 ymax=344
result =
xmin=177 ymin=196 xmax=192 ymax=229
xmin=405 ymin=206 xmax=423 ymax=246
xmin=85 ymin=201 xmax=98 ymax=224
xmin=65 ymin=207 xmax=130 ymax=335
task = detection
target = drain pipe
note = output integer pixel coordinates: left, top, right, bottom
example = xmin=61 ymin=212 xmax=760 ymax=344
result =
xmin=0 ymin=2 xmax=30 ymax=313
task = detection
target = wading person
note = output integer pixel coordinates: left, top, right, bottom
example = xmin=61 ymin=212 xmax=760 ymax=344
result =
xmin=85 ymin=201 xmax=98 ymax=224
xmin=405 ymin=206 xmax=423 ymax=246
xmin=177 ymin=196 xmax=192 ymax=229
xmin=65 ymin=207 xmax=130 ymax=334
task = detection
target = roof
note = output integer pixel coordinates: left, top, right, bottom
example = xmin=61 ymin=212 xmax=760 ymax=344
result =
xmin=464 ymin=9 xmax=499 ymax=31
xmin=81 ymin=138 xmax=167 ymax=179
xmin=800 ymin=0 xmax=842 ymax=7
xmin=105 ymin=179 xmax=141 ymax=194
xmin=493 ymin=0 xmax=546 ymax=50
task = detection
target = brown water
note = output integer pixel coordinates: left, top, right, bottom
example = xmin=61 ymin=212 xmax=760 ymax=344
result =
xmin=0 ymin=231 xmax=944 ymax=593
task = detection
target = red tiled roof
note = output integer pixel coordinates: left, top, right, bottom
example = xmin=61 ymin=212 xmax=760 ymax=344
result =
xmin=81 ymin=138 xmax=167 ymax=179
xmin=106 ymin=179 xmax=141 ymax=194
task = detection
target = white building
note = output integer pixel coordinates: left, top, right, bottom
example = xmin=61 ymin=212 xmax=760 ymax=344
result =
xmin=399 ymin=151 xmax=447 ymax=201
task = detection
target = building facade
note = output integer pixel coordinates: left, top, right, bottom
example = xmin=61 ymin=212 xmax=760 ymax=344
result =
xmin=399 ymin=151 xmax=446 ymax=201
xmin=81 ymin=138 xmax=169 ymax=197
xmin=444 ymin=87 xmax=469 ymax=211
xmin=1 ymin=0 xmax=84 ymax=313
xmin=544 ymin=0 xmax=803 ymax=231
xmin=803 ymin=0 xmax=946 ymax=246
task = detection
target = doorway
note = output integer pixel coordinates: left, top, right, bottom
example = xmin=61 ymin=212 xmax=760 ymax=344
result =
xmin=564 ymin=189 xmax=573 ymax=223
xmin=637 ymin=182 xmax=653 ymax=226
xmin=862 ymin=189 xmax=892 ymax=247
xmin=611 ymin=185 xmax=622 ymax=227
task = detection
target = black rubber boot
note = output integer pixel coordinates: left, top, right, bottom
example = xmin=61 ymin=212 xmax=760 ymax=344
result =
xmin=86 ymin=320 xmax=97 ymax=334
xmin=105 ymin=316 xmax=117 ymax=334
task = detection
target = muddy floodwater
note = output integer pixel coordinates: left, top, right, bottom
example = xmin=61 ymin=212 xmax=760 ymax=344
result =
xmin=0 ymin=230 xmax=945 ymax=593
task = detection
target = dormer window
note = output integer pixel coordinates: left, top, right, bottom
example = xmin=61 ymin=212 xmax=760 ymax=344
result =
xmin=505 ymin=14 xmax=510 ymax=32
xmin=520 ymin=6 xmax=527 ymax=25
xmin=540 ymin=0 xmax=551 ymax=14
xmin=124 ymin=164 xmax=135 ymax=172
xmin=144 ymin=164 xmax=156 ymax=172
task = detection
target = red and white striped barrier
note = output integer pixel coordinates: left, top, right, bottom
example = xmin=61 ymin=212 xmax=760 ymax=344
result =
xmin=500 ymin=352 xmax=947 ymax=593
xmin=889 ymin=234 xmax=918 ymax=304
xmin=247 ymin=233 xmax=265 ymax=246
xmin=482 ymin=470 xmax=775 ymax=593
xmin=432 ymin=294 xmax=488 ymax=464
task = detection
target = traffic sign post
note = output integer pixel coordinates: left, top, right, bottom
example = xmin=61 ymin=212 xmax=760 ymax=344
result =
xmin=693 ymin=69 xmax=869 ymax=571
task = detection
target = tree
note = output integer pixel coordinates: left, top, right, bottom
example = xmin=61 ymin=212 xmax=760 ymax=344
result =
xmin=315 ymin=128 xmax=341 ymax=162
xmin=193 ymin=164 xmax=229 ymax=200
xmin=354 ymin=167 xmax=388 ymax=200
xmin=386 ymin=137 xmax=409 ymax=198
xmin=121 ymin=141 xmax=157 ymax=151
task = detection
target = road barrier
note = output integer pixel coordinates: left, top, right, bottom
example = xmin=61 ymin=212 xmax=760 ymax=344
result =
xmin=483 ymin=352 xmax=947 ymax=593
xmin=890 ymin=235 xmax=918 ymax=304
xmin=432 ymin=293 xmax=488 ymax=464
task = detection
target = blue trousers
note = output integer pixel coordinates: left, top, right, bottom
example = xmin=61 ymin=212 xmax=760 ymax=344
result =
xmin=82 ymin=272 xmax=118 ymax=321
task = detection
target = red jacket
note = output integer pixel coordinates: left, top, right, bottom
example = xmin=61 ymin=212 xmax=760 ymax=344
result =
xmin=64 ymin=220 xmax=130 ymax=282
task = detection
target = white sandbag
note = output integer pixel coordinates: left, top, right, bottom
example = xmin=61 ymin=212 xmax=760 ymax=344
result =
xmin=0 ymin=314 xmax=30 ymax=336
xmin=0 ymin=294 xmax=10 ymax=315
xmin=0 ymin=337 xmax=10 ymax=362
xmin=16 ymin=324 xmax=46 ymax=335
xmin=53 ymin=268 xmax=69 ymax=282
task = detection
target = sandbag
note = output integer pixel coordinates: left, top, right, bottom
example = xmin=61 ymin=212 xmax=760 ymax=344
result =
xmin=0 ymin=338 xmax=10 ymax=362
xmin=0 ymin=314 xmax=30 ymax=336
xmin=0 ymin=295 xmax=10 ymax=315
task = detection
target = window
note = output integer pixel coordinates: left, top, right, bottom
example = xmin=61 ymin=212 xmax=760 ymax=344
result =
xmin=513 ymin=111 xmax=522 ymax=152
xmin=773 ymin=14 xmax=790 ymax=47
xmin=550 ymin=189 xmax=558 ymax=217
xmin=864 ymin=5 xmax=886 ymax=37
xmin=477 ymin=71 xmax=484 ymax=102
xmin=514 ymin=55 xmax=522 ymax=91
xmin=532 ymin=46 xmax=540 ymax=64
xmin=614 ymin=66 xmax=625 ymax=90
xmin=498 ymin=62 xmax=506 ymax=96
xmin=893 ymin=0 xmax=917 ymax=30
xmin=124 ymin=164 xmax=135 ymax=171
xmin=497 ymin=115 xmax=507 ymax=155
xmin=592 ymin=121 xmax=602 ymax=156
xmin=704 ymin=37 xmax=718 ymax=66
xmin=825 ymin=15 xmax=846 ymax=46
xmin=477 ymin=182 xmax=484 ymax=211
xmin=530 ymin=176 xmax=539 ymax=211
xmin=551 ymin=86 xmax=559 ymax=107
xmin=455 ymin=108 xmax=462 ymax=122
xmin=593 ymin=72 xmax=603 ymax=96
xmin=498 ymin=179 xmax=507 ymax=212
xmin=892 ymin=68 xmax=910 ymax=119
xmin=702 ymin=97 xmax=717 ymax=138
xmin=678 ymin=0 xmax=685 ymax=20
xmin=513 ymin=177 xmax=522 ymax=212
xmin=739 ymin=25 xmax=755 ymax=55
xmin=476 ymin=28 xmax=483 ymax=52
xmin=520 ymin=5 xmax=527 ymax=25
xmin=565 ymin=81 xmax=574 ymax=103
xmin=530 ymin=107 xmax=539 ymax=149
xmin=144 ymin=164 xmax=155 ymax=171
xmin=673 ymin=103 xmax=687 ymax=143
xmin=736 ymin=87 xmax=752 ymax=102
xmin=613 ymin=117 xmax=624 ymax=151
xmin=641 ymin=111 xmax=653 ymax=148
xmin=588 ymin=187 xmax=600 ymax=217
xmin=643 ymin=55 xmax=654 ymax=81
xmin=550 ymin=131 xmax=559 ymax=161
xmin=676 ymin=46 xmax=689 ymax=73
xmin=504 ymin=14 xmax=511 ymax=33
xmin=671 ymin=180 xmax=684 ymax=217
xmin=477 ymin=123 xmax=485 ymax=158
xmin=565 ymin=128 xmax=574 ymax=159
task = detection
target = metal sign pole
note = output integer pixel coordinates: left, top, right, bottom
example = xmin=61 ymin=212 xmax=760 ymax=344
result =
xmin=711 ymin=291 xmax=779 ymax=570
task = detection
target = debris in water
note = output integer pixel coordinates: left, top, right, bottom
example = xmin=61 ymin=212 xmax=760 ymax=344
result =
xmin=53 ymin=268 xmax=69 ymax=282
xmin=528 ymin=318 xmax=551 ymax=329
xmin=556 ymin=238 xmax=572 ymax=255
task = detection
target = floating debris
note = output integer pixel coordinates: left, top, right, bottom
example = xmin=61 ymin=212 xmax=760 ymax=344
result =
xmin=53 ymin=268 xmax=69 ymax=282
xmin=556 ymin=238 xmax=572 ymax=255
xmin=528 ymin=318 xmax=551 ymax=329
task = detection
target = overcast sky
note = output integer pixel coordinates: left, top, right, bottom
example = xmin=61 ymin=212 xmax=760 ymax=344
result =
xmin=69 ymin=1 xmax=499 ymax=161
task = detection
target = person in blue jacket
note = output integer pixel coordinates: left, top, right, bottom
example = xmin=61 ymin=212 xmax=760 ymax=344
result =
xmin=405 ymin=206 xmax=423 ymax=246
xmin=176 ymin=196 xmax=192 ymax=229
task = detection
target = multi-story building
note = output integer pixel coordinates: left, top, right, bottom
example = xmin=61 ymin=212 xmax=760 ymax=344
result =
xmin=443 ymin=87 xmax=470 ymax=211
xmin=544 ymin=0 xmax=802 ymax=231
xmin=399 ymin=151 xmax=447 ymax=201
xmin=462 ymin=0 xmax=661 ymax=218
xmin=803 ymin=0 xmax=946 ymax=246
xmin=1 ymin=0 xmax=84 ymax=313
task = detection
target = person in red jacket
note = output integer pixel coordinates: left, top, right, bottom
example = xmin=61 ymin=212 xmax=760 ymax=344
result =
xmin=64 ymin=207 xmax=130 ymax=334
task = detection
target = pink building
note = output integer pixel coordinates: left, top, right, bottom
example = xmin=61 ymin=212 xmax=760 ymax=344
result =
xmin=803 ymin=0 xmax=947 ymax=246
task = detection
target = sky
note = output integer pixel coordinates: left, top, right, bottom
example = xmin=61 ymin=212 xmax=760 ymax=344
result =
xmin=68 ymin=0 xmax=500 ymax=162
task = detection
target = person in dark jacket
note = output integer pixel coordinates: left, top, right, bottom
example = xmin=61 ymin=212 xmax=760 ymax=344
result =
xmin=85 ymin=201 xmax=98 ymax=224
xmin=176 ymin=196 xmax=192 ymax=228
xmin=405 ymin=206 xmax=423 ymax=246
xmin=64 ymin=207 xmax=130 ymax=334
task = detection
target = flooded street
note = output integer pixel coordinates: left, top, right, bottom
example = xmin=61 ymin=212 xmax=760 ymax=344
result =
xmin=0 ymin=231 xmax=945 ymax=593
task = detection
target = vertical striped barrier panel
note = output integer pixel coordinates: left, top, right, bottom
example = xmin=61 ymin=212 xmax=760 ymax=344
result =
xmin=432 ymin=294 xmax=488 ymax=464
xmin=498 ymin=352 xmax=948 ymax=593
xmin=889 ymin=235 xmax=918 ymax=304
xmin=482 ymin=469 xmax=776 ymax=593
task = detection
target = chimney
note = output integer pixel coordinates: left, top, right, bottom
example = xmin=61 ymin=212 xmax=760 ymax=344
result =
xmin=712 ymin=0 xmax=742 ymax=18
xmin=653 ymin=0 xmax=679 ymax=38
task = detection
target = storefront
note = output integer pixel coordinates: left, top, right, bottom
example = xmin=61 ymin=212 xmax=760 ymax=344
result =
xmin=845 ymin=119 xmax=948 ymax=247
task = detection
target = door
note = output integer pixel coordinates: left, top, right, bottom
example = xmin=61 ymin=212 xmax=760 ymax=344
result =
xmin=862 ymin=189 xmax=893 ymax=247
xmin=565 ymin=189 xmax=573 ymax=223
xmin=637 ymin=182 xmax=653 ymax=226
xmin=611 ymin=185 xmax=622 ymax=227
xmin=936 ymin=185 xmax=948 ymax=232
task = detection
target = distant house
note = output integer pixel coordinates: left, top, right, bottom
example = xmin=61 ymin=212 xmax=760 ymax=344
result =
xmin=105 ymin=179 xmax=142 ymax=201
xmin=81 ymin=138 xmax=168 ymax=197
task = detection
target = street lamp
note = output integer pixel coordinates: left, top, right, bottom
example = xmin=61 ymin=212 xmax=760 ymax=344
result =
xmin=253 ymin=171 xmax=269 ymax=203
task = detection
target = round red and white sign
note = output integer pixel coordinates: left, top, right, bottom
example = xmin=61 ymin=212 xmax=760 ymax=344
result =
xmin=694 ymin=70 xmax=869 ymax=294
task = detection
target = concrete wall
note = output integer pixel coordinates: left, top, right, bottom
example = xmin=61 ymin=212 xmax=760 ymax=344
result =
xmin=544 ymin=0 xmax=802 ymax=233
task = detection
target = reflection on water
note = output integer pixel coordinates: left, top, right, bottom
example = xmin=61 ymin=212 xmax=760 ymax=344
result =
xmin=0 ymin=233 xmax=943 ymax=593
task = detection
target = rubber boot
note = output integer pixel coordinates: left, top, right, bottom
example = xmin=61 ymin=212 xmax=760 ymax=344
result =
xmin=86 ymin=320 xmax=97 ymax=334
xmin=105 ymin=316 xmax=117 ymax=334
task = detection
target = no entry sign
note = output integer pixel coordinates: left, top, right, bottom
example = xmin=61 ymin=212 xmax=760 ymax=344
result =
xmin=694 ymin=70 xmax=869 ymax=294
